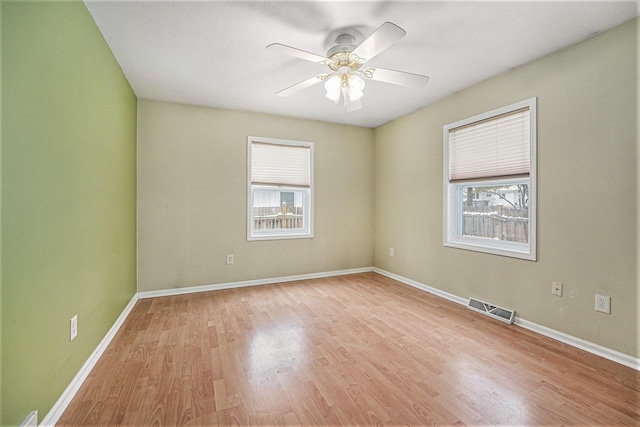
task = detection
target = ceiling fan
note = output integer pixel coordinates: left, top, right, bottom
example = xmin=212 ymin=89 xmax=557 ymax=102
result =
xmin=267 ymin=22 xmax=429 ymax=112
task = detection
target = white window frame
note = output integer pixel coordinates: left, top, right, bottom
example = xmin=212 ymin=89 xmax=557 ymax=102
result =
xmin=247 ymin=136 xmax=314 ymax=241
xmin=443 ymin=98 xmax=537 ymax=261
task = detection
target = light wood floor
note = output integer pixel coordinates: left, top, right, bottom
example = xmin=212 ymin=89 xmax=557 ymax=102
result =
xmin=58 ymin=272 xmax=639 ymax=426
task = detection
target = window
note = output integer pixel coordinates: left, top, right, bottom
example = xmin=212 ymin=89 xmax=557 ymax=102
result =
xmin=247 ymin=137 xmax=313 ymax=240
xmin=443 ymin=98 xmax=536 ymax=260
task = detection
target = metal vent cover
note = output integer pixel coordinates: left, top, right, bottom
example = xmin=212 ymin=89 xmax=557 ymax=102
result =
xmin=467 ymin=297 xmax=515 ymax=324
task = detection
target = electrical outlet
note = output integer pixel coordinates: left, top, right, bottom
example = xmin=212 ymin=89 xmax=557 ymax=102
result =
xmin=389 ymin=247 xmax=394 ymax=257
xmin=595 ymin=294 xmax=611 ymax=314
xmin=551 ymin=281 xmax=563 ymax=297
xmin=70 ymin=315 xmax=78 ymax=341
xmin=226 ymin=254 xmax=234 ymax=265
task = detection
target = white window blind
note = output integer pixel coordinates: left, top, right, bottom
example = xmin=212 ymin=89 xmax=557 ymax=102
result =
xmin=250 ymin=141 xmax=311 ymax=188
xmin=449 ymin=107 xmax=530 ymax=182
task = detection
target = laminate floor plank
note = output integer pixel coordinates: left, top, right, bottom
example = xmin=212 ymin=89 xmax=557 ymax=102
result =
xmin=57 ymin=272 xmax=639 ymax=426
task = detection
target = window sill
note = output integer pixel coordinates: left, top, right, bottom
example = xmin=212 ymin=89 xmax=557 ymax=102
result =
xmin=444 ymin=238 xmax=536 ymax=261
xmin=248 ymin=232 xmax=314 ymax=242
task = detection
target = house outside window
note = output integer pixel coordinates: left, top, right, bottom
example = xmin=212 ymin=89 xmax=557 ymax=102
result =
xmin=443 ymin=98 xmax=537 ymax=260
xmin=247 ymin=137 xmax=314 ymax=240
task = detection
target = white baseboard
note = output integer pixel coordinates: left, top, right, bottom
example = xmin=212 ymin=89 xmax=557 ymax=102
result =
xmin=373 ymin=268 xmax=468 ymax=306
xmin=514 ymin=318 xmax=640 ymax=370
xmin=137 ymin=266 xmax=374 ymax=299
xmin=374 ymin=267 xmax=640 ymax=371
xmin=40 ymin=294 xmax=139 ymax=427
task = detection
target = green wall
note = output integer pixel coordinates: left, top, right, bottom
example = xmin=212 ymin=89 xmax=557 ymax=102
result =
xmin=1 ymin=2 xmax=137 ymax=425
xmin=0 ymin=1 xmax=3 ymax=423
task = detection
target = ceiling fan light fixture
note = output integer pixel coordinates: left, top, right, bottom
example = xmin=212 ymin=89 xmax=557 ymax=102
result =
xmin=324 ymin=74 xmax=341 ymax=103
xmin=347 ymin=74 xmax=365 ymax=101
xmin=326 ymin=72 xmax=365 ymax=106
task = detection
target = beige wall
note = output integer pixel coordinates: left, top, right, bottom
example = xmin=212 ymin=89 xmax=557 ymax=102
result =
xmin=374 ymin=19 xmax=638 ymax=357
xmin=137 ymin=100 xmax=374 ymax=292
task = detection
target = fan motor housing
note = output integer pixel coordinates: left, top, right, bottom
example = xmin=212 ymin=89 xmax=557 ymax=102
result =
xmin=326 ymin=34 xmax=363 ymax=72
xmin=326 ymin=33 xmax=356 ymax=58
xmin=326 ymin=43 xmax=355 ymax=58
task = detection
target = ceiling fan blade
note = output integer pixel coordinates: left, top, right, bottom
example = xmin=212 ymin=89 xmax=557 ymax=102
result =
xmin=276 ymin=74 xmax=328 ymax=97
xmin=351 ymin=22 xmax=406 ymax=63
xmin=362 ymin=67 xmax=429 ymax=88
xmin=267 ymin=43 xmax=327 ymax=64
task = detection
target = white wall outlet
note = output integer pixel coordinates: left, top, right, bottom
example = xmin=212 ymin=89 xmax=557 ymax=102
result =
xmin=551 ymin=281 xmax=563 ymax=297
xmin=226 ymin=254 xmax=234 ymax=265
xmin=389 ymin=247 xmax=394 ymax=257
xmin=70 ymin=315 xmax=78 ymax=341
xmin=595 ymin=294 xmax=611 ymax=314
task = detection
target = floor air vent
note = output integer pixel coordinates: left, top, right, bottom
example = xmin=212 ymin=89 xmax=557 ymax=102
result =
xmin=467 ymin=297 xmax=515 ymax=324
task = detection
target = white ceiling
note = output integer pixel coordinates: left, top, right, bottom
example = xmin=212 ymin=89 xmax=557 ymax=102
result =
xmin=84 ymin=1 xmax=638 ymax=128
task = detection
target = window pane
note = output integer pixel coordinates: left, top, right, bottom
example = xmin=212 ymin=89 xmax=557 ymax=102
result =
xmin=253 ymin=188 xmax=306 ymax=232
xmin=248 ymin=137 xmax=314 ymax=241
xmin=459 ymin=183 xmax=529 ymax=243
xmin=443 ymin=98 xmax=536 ymax=260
